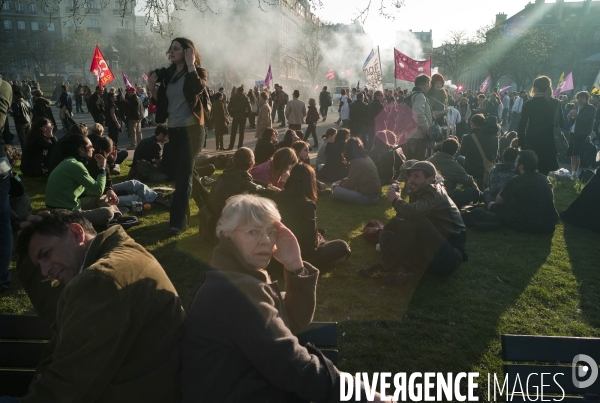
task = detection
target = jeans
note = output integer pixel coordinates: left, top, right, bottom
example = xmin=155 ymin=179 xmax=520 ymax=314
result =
xmin=0 ymin=175 xmax=12 ymax=286
xmin=113 ymin=179 xmax=158 ymax=206
xmin=451 ymin=188 xmax=480 ymax=209
xmin=168 ymin=124 xmax=205 ymax=230
xmin=271 ymin=105 xmax=277 ymax=122
xmin=332 ymin=187 xmax=380 ymax=205
xmin=277 ymin=107 xmax=286 ymax=126
xmin=319 ymin=105 xmax=328 ymax=119
xmin=229 ymin=117 xmax=246 ymax=149
xmin=76 ymin=97 xmax=83 ymax=113
xmin=304 ymin=123 xmax=318 ymax=147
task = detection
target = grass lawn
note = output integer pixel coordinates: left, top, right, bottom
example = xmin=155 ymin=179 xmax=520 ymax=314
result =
xmin=1 ymin=161 xmax=599 ymax=400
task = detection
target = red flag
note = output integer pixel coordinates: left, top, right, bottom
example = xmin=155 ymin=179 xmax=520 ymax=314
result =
xmin=142 ymin=72 xmax=148 ymax=80
xmin=325 ymin=69 xmax=335 ymax=80
xmin=89 ymin=45 xmax=115 ymax=88
xmin=394 ymin=49 xmax=431 ymax=82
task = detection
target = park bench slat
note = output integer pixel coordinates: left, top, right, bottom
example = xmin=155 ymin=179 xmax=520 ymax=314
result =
xmin=0 ymin=369 xmax=36 ymax=397
xmin=502 ymin=334 xmax=600 ymax=363
xmin=0 ymin=341 xmax=47 ymax=368
xmin=504 ymin=364 xmax=600 ymax=396
xmin=296 ymin=322 xmax=337 ymax=349
xmin=0 ymin=315 xmax=52 ymax=340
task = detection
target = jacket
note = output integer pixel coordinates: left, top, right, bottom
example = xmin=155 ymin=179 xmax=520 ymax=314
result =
xmin=12 ymin=98 xmax=32 ymax=125
xmin=254 ymin=138 xmax=277 ymax=166
xmin=369 ymin=144 xmax=405 ymax=184
xmin=408 ymin=88 xmax=433 ymax=139
xmin=339 ymin=156 xmax=381 ymax=195
xmin=460 ymin=127 xmax=499 ymax=181
xmin=181 ymin=236 xmax=347 ymax=403
xmin=427 ymin=151 xmax=477 ymax=195
xmin=228 ymin=92 xmax=251 ymax=119
xmin=45 ymin=157 xmax=106 ymax=210
xmin=366 ymin=99 xmax=385 ymax=132
xmin=0 ymin=77 xmax=11 ymax=162
xmin=32 ymin=97 xmax=57 ymax=129
xmin=59 ymin=91 xmax=73 ymax=113
xmin=272 ymin=192 xmax=321 ymax=262
xmin=319 ymin=90 xmax=332 ymax=107
xmin=349 ymin=100 xmax=368 ymax=133
xmin=570 ymin=104 xmax=596 ymax=137
xmin=317 ymin=141 xmax=348 ymax=183
xmin=251 ymin=160 xmax=285 ymax=189
xmin=20 ymin=134 xmax=57 ymax=176
xmin=212 ymin=99 xmax=228 ymax=135
xmin=208 ymin=167 xmax=275 ymax=217
xmin=392 ymin=183 xmax=467 ymax=258
xmin=22 ymin=226 xmax=185 ymax=403
xmin=88 ymin=92 xmax=105 ymax=120
xmin=518 ymin=95 xmax=564 ymax=173
xmin=153 ymin=65 xmax=208 ymax=126
xmin=306 ymin=105 xmax=320 ymax=124
xmin=285 ymin=98 xmax=307 ymax=125
xmin=486 ymin=162 xmax=516 ymax=203
xmin=127 ymin=93 xmax=143 ymax=120
xmin=256 ymin=101 xmax=272 ymax=138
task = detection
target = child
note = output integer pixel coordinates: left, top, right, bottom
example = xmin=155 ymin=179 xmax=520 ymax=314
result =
xmin=303 ymin=98 xmax=320 ymax=148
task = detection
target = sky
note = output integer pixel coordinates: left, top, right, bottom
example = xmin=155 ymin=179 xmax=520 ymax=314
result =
xmin=313 ymin=0 xmax=587 ymax=49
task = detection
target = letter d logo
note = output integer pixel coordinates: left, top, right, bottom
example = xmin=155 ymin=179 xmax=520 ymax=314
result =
xmin=572 ymin=354 xmax=598 ymax=389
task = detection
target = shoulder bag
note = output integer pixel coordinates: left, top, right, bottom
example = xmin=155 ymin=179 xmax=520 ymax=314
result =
xmin=553 ymin=100 xmax=568 ymax=154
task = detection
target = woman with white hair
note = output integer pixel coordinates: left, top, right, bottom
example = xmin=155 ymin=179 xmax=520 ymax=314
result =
xmin=181 ymin=194 xmax=386 ymax=402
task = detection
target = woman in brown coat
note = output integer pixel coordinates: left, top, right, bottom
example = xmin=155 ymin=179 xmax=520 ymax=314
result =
xmin=255 ymin=91 xmax=272 ymax=139
xmin=212 ymin=92 xmax=228 ymax=150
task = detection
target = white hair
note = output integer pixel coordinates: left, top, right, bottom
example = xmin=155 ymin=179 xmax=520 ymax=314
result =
xmin=216 ymin=194 xmax=281 ymax=238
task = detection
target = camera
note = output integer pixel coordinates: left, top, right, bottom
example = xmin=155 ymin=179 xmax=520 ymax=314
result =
xmin=153 ymin=68 xmax=168 ymax=83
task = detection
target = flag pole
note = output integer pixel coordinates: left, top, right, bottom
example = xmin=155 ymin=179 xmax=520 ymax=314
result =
xmin=377 ymin=46 xmax=382 ymax=92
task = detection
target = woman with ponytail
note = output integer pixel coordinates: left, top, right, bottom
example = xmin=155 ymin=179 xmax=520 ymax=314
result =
xmin=517 ymin=76 xmax=564 ymax=175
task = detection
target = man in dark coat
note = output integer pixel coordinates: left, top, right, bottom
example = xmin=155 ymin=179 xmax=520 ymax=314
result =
xmin=88 ymin=86 xmax=105 ymax=126
xmin=125 ymin=87 xmax=143 ymax=149
xmin=567 ymin=91 xmax=597 ymax=179
xmin=365 ymin=90 xmax=385 ymax=151
xmin=227 ymin=86 xmax=251 ymax=150
xmin=349 ymin=92 xmax=368 ymax=145
xmin=318 ymin=86 xmax=332 ymax=121
xmin=460 ymin=114 xmax=499 ymax=188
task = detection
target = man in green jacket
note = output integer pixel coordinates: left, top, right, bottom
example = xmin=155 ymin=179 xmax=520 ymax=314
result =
xmin=45 ymin=134 xmax=116 ymax=226
xmin=12 ymin=210 xmax=185 ymax=402
xmin=428 ymin=137 xmax=481 ymax=208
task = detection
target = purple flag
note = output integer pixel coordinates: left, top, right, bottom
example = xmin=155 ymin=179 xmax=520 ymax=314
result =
xmin=265 ymin=64 xmax=273 ymax=87
xmin=479 ymin=76 xmax=491 ymax=93
xmin=553 ymin=72 xmax=573 ymax=96
xmin=122 ymin=71 xmax=134 ymax=90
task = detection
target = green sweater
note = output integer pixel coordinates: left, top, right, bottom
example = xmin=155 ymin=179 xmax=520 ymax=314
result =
xmin=45 ymin=157 xmax=106 ymax=210
xmin=427 ymin=151 xmax=477 ymax=195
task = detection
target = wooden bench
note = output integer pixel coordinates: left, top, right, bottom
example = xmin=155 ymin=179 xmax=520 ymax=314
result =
xmin=297 ymin=322 xmax=338 ymax=365
xmin=502 ymin=334 xmax=600 ymax=402
xmin=0 ymin=314 xmax=52 ymax=397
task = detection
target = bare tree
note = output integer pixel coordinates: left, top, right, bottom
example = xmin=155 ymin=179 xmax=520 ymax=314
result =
xmin=58 ymin=30 xmax=106 ymax=77
xmin=431 ymin=31 xmax=476 ymax=82
xmin=288 ymin=21 xmax=325 ymax=85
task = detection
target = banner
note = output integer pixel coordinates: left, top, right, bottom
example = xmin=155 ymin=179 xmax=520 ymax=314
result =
xmin=363 ymin=49 xmax=383 ymax=92
xmin=591 ymin=69 xmax=600 ymax=95
xmin=325 ymin=69 xmax=335 ymax=80
xmin=264 ymin=64 xmax=273 ymax=87
xmin=255 ymin=80 xmax=265 ymax=87
xmin=394 ymin=49 xmax=431 ymax=83
xmin=479 ymin=76 xmax=491 ymax=93
xmin=89 ymin=45 xmax=114 ymax=88
xmin=554 ymin=72 xmax=573 ymax=96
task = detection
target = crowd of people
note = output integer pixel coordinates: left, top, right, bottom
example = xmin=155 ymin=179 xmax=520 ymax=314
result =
xmin=1 ymin=35 xmax=599 ymax=402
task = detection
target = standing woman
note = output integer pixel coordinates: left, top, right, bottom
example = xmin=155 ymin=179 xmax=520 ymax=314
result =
xmin=338 ymin=89 xmax=350 ymax=127
xmin=148 ymin=37 xmax=208 ymax=236
xmin=247 ymin=89 xmax=258 ymax=129
xmin=212 ymin=92 xmax=228 ymax=150
xmin=255 ymin=91 xmax=272 ymax=139
xmin=517 ymin=76 xmax=564 ymax=175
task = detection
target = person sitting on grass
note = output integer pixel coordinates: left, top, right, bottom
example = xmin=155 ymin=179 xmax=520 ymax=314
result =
xmin=254 ymin=127 xmax=279 ymax=165
xmin=208 ymin=147 xmax=277 ymax=233
xmin=487 ymin=150 xmax=559 ymax=234
xmin=369 ymin=130 xmax=406 ymax=185
xmin=331 ymin=137 xmax=381 ymax=206
xmin=359 ymin=161 xmax=468 ymax=286
xmin=428 ymin=137 xmax=481 ymax=208
xmin=484 ymin=146 xmax=518 ymax=204
xmin=45 ymin=134 xmax=117 ymax=226
xmin=92 ymin=136 xmax=169 ymax=209
xmin=20 ymin=117 xmax=57 ymax=177
xmin=316 ymin=128 xmax=336 ymax=171
xmin=88 ymin=122 xmax=127 ymax=173
xmin=129 ymin=123 xmax=170 ymax=183
xmin=272 ymin=163 xmax=350 ymax=271
xmin=460 ymin=114 xmax=499 ymax=189
xmin=10 ymin=210 xmax=185 ymax=402
xmin=560 ymin=167 xmax=600 ymax=233
xmin=277 ymin=129 xmax=301 ymax=149
xmin=46 ymin=123 xmax=88 ymax=174
xmin=317 ymin=128 xmax=349 ymax=183
xmin=181 ymin=194 xmax=385 ymax=402
xmin=250 ymin=147 xmax=298 ymax=190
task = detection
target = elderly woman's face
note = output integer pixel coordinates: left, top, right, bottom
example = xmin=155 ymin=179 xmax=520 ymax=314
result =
xmin=229 ymin=221 xmax=277 ymax=270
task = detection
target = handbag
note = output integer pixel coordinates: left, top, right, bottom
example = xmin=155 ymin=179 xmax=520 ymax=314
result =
xmin=362 ymin=220 xmax=384 ymax=244
xmin=553 ymin=101 xmax=568 ymax=154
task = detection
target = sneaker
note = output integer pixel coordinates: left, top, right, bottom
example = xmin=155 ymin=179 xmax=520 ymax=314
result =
xmin=111 ymin=164 xmax=121 ymax=175
xmin=358 ymin=263 xmax=383 ymax=278
xmin=380 ymin=271 xmax=416 ymax=286
xmin=153 ymin=193 xmax=170 ymax=207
